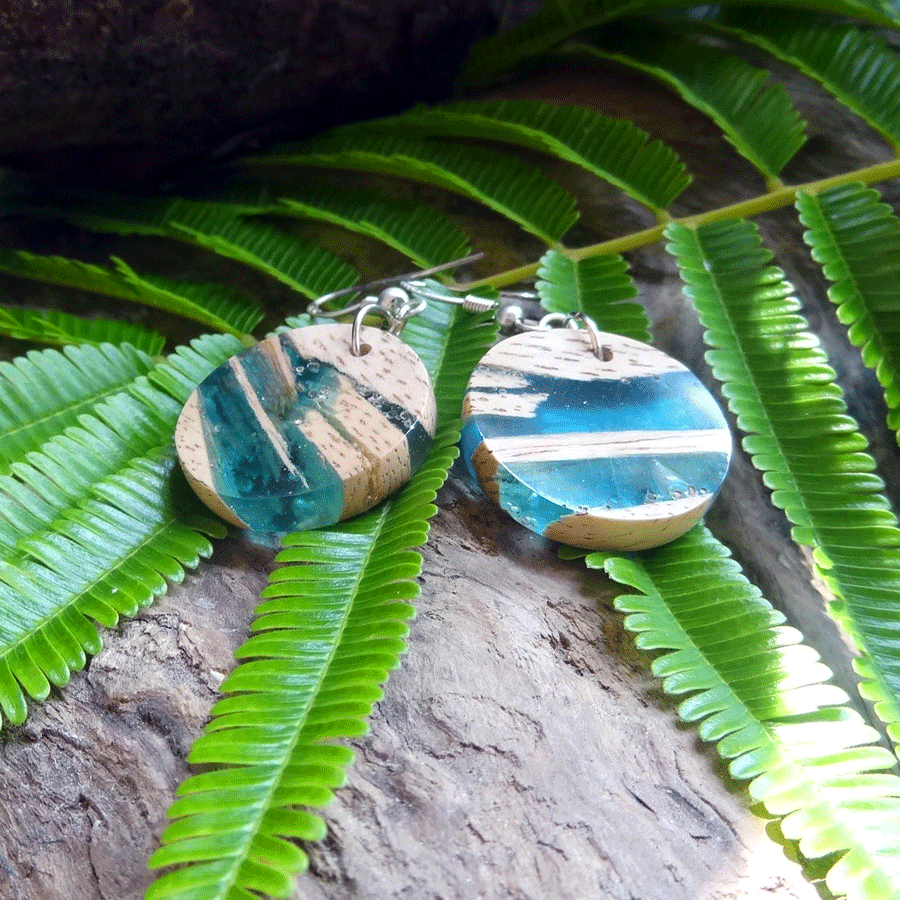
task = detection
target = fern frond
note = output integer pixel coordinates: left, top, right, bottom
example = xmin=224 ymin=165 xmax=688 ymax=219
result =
xmin=0 ymin=451 xmax=224 ymax=725
xmin=593 ymin=526 xmax=900 ymax=900
xmin=148 ymin=303 xmax=498 ymax=898
xmin=269 ymin=184 xmax=471 ymax=269
xmin=111 ymin=259 xmax=264 ymax=337
xmin=0 ymin=336 xmax=241 ymax=551
xmin=0 ymin=335 xmax=241 ymax=725
xmin=712 ymin=10 xmax=900 ymax=150
xmin=59 ymin=197 xmax=359 ymax=301
xmin=0 ymin=248 xmax=262 ymax=337
xmin=0 ymin=306 xmax=164 ymax=353
xmin=572 ymin=28 xmax=807 ymax=184
xmin=250 ymin=132 xmax=579 ymax=245
xmin=459 ymin=0 xmax=639 ymax=87
xmin=666 ymin=217 xmax=900 ymax=745
xmin=459 ymin=0 xmax=900 ymax=88
xmin=0 ymin=342 xmax=156 ymax=476
xmin=369 ymin=100 xmax=691 ymax=214
xmin=796 ymin=183 xmax=900 ymax=438
xmin=175 ymin=219 xmax=359 ymax=301
xmin=535 ymin=248 xmax=649 ymax=341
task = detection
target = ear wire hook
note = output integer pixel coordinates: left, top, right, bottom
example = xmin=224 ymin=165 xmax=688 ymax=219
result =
xmin=308 ymin=252 xmax=484 ymax=319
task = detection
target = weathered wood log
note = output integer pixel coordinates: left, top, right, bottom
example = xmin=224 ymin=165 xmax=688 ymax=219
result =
xmin=0 ymin=41 xmax=898 ymax=900
xmin=0 ymin=0 xmax=510 ymax=181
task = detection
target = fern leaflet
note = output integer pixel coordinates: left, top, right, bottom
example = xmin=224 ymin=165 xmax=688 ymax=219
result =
xmin=0 ymin=336 xmax=240 ymax=725
xmin=250 ymin=131 xmax=579 ymax=245
xmin=0 ymin=248 xmax=262 ymax=337
xmin=365 ymin=100 xmax=691 ymax=214
xmin=0 ymin=307 xmax=164 ymax=354
xmin=571 ymin=27 xmax=807 ymax=184
xmin=712 ymin=10 xmax=900 ymax=149
xmin=259 ymin=184 xmax=471 ymax=269
xmin=147 ymin=302 xmax=497 ymax=897
xmin=592 ymin=526 xmax=900 ymax=900
xmin=535 ymin=249 xmax=649 ymax=341
xmin=53 ymin=197 xmax=359 ymax=301
xmin=460 ymin=0 xmax=900 ymax=88
xmin=666 ymin=217 xmax=900 ymax=745
xmin=796 ymin=183 xmax=900 ymax=439
xmin=0 ymin=342 xmax=157 ymax=477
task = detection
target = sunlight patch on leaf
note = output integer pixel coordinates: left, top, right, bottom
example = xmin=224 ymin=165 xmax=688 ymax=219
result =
xmin=595 ymin=526 xmax=900 ymax=900
xmin=667 ymin=216 xmax=900 ymax=747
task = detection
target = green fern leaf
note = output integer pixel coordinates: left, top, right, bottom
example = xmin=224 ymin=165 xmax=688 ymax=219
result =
xmin=713 ymin=10 xmax=900 ymax=149
xmin=174 ymin=218 xmax=359 ymax=301
xmin=666 ymin=217 xmax=900 ymax=745
xmin=0 ymin=452 xmax=223 ymax=725
xmin=251 ymin=132 xmax=579 ymax=245
xmin=0 ymin=335 xmax=241 ymax=725
xmin=112 ymin=259 xmax=264 ymax=337
xmin=535 ymin=248 xmax=649 ymax=341
xmin=796 ymin=183 xmax=900 ymax=437
xmin=0 ymin=306 xmax=164 ymax=353
xmin=147 ymin=303 xmax=498 ymax=897
xmin=572 ymin=27 xmax=807 ymax=184
xmin=268 ymin=184 xmax=471 ymax=269
xmin=593 ymin=526 xmax=900 ymax=900
xmin=368 ymin=100 xmax=691 ymax=214
xmin=459 ymin=0 xmax=900 ymax=88
xmin=0 ymin=342 xmax=157 ymax=476
xmin=59 ymin=197 xmax=359 ymax=301
xmin=0 ymin=248 xmax=262 ymax=337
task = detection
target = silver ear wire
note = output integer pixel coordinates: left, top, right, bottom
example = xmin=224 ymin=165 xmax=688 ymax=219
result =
xmin=308 ymin=252 xmax=484 ymax=319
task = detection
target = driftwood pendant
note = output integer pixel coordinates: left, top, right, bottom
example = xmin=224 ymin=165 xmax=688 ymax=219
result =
xmin=175 ymin=324 xmax=437 ymax=532
xmin=461 ymin=329 xmax=731 ymax=551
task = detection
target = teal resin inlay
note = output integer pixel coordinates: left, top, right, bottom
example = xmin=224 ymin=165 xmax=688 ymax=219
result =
xmin=461 ymin=329 xmax=732 ymax=551
xmin=176 ymin=324 xmax=437 ymax=533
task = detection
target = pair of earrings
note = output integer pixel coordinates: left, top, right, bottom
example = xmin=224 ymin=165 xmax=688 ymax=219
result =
xmin=174 ymin=256 xmax=732 ymax=551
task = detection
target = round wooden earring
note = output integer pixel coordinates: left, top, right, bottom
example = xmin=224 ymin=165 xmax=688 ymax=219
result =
xmin=460 ymin=328 xmax=731 ymax=551
xmin=176 ymin=324 xmax=436 ymax=533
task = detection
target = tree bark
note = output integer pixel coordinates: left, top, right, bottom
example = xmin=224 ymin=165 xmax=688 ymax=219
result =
xmin=0 ymin=0 xmax=506 ymax=182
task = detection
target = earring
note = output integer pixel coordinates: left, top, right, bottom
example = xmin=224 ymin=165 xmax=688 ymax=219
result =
xmin=459 ymin=309 xmax=732 ymax=552
xmin=174 ymin=256 xmax=479 ymax=533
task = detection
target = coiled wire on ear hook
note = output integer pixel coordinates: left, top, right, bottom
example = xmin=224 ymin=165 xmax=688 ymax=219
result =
xmin=308 ymin=252 xmax=612 ymax=363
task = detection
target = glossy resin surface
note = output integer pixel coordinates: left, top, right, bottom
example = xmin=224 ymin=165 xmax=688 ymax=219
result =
xmin=461 ymin=329 xmax=731 ymax=550
xmin=176 ymin=324 xmax=436 ymax=532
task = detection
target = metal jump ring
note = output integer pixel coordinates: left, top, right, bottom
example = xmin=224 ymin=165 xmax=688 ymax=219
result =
xmin=351 ymin=303 xmax=394 ymax=356
xmin=564 ymin=312 xmax=612 ymax=361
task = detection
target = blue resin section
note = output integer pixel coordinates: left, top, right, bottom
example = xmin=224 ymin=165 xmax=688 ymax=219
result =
xmin=472 ymin=371 xmax=724 ymax=438
xmin=462 ymin=365 xmax=730 ymax=540
xmin=194 ymin=333 xmax=432 ymax=532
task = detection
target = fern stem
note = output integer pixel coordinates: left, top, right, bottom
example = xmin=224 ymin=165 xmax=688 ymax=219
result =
xmin=458 ymin=157 xmax=900 ymax=290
